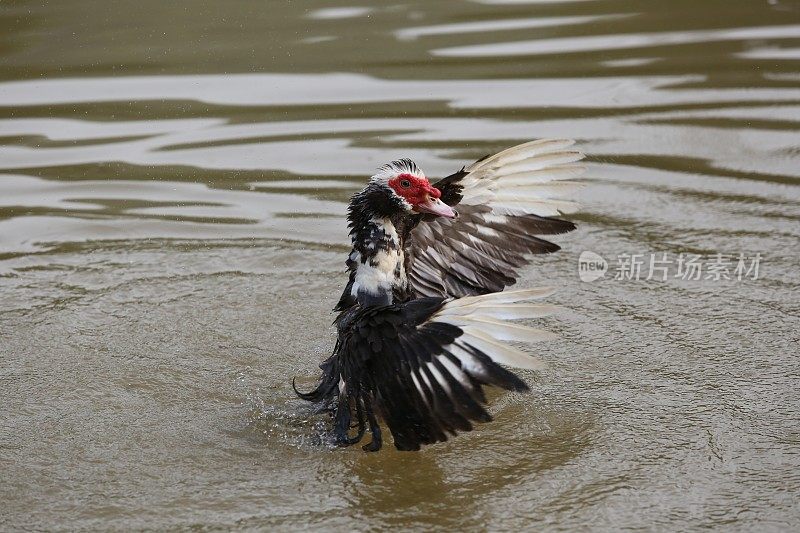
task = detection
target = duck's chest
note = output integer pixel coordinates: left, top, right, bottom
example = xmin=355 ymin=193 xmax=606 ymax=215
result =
xmin=351 ymin=218 xmax=409 ymax=305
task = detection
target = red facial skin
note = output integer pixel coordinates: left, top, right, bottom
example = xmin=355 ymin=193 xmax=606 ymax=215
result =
xmin=388 ymin=173 xmax=441 ymax=207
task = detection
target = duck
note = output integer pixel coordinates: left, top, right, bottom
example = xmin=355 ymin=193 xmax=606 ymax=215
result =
xmin=294 ymin=139 xmax=584 ymax=451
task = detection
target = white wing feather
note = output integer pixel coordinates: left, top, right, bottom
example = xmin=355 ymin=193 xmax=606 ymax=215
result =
xmin=427 ymin=288 xmax=559 ymax=372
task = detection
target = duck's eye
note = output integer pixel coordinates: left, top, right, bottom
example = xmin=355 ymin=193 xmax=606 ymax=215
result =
xmin=400 ymin=179 xmax=411 ymax=188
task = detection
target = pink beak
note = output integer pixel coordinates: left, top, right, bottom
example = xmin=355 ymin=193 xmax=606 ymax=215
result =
xmin=415 ymin=196 xmax=457 ymax=219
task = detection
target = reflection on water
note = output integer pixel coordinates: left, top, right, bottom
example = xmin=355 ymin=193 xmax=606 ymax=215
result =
xmin=432 ymin=24 xmax=800 ymax=56
xmin=1 ymin=0 xmax=799 ymax=530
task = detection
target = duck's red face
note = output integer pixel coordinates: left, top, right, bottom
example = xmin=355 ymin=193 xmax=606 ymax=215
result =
xmin=388 ymin=173 xmax=456 ymax=219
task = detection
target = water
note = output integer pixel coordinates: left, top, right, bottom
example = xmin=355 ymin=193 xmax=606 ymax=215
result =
xmin=1 ymin=0 xmax=799 ymax=530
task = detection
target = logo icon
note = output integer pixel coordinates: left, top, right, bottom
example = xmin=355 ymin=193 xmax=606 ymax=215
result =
xmin=578 ymin=251 xmax=607 ymax=282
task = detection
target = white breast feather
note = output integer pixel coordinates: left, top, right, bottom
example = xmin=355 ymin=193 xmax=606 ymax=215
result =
xmin=351 ymin=217 xmax=406 ymax=299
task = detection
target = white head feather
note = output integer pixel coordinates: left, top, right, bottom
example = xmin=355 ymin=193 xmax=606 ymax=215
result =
xmin=370 ymin=158 xmax=426 ymax=184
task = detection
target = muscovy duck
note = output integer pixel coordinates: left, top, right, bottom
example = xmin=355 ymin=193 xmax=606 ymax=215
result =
xmin=295 ymin=139 xmax=584 ymax=451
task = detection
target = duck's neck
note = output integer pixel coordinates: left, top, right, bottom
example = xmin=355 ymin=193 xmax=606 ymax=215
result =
xmin=349 ymin=215 xmax=407 ymax=307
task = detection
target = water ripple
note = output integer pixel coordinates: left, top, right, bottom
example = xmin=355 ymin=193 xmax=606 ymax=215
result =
xmin=433 ymin=24 xmax=800 ymax=57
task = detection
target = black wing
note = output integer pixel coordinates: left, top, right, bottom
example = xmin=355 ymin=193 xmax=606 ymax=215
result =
xmin=408 ymin=139 xmax=585 ymax=298
xmin=296 ymin=288 xmax=558 ymax=451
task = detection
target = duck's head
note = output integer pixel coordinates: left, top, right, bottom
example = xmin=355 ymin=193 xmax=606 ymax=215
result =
xmin=355 ymin=159 xmax=456 ymax=220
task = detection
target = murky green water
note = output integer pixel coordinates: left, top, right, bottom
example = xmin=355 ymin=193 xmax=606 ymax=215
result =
xmin=1 ymin=0 xmax=799 ymax=530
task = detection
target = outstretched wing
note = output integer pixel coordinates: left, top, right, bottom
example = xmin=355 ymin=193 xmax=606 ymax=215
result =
xmin=308 ymin=288 xmax=558 ymax=451
xmin=408 ymin=139 xmax=584 ymax=298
